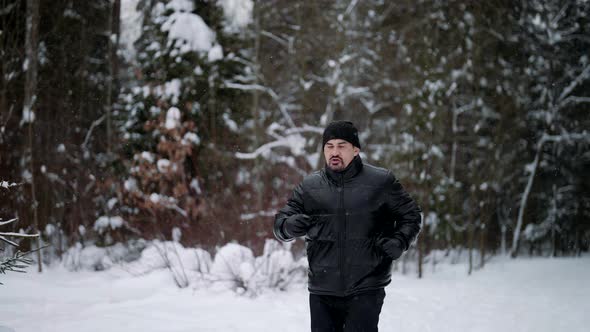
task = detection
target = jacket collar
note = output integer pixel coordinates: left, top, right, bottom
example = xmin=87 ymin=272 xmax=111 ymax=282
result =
xmin=324 ymin=155 xmax=363 ymax=184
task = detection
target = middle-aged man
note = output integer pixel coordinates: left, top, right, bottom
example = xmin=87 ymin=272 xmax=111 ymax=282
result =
xmin=273 ymin=120 xmax=422 ymax=332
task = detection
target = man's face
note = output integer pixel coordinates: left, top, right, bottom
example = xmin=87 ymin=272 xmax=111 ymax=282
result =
xmin=324 ymin=139 xmax=360 ymax=171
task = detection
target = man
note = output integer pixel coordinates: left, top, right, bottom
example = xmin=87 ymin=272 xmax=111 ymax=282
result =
xmin=273 ymin=120 xmax=422 ymax=332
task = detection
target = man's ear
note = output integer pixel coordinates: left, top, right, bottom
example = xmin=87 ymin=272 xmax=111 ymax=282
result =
xmin=354 ymin=147 xmax=360 ymax=156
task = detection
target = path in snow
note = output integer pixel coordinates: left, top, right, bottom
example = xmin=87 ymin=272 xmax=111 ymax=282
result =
xmin=1 ymin=255 xmax=588 ymax=332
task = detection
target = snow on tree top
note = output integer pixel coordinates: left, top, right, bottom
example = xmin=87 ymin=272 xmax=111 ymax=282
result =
xmin=161 ymin=11 xmax=218 ymax=54
xmin=119 ymin=0 xmax=142 ymax=62
xmin=218 ymin=0 xmax=253 ymax=32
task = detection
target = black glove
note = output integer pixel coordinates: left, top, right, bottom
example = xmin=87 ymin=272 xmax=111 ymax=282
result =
xmin=283 ymin=214 xmax=314 ymax=238
xmin=376 ymin=237 xmax=404 ymax=261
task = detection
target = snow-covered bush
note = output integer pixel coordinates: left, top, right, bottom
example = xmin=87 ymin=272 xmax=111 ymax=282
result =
xmin=92 ymin=215 xmax=129 ymax=246
xmin=209 ymin=240 xmax=307 ymax=296
xmin=63 ymin=243 xmax=110 ymax=271
xmin=62 ymin=240 xmax=146 ymax=271
xmin=210 ymin=242 xmax=256 ymax=293
xmin=58 ymin=238 xmax=307 ymax=296
xmin=194 ymin=246 xmax=212 ymax=274
xmin=123 ymin=240 xmax=211 ymax=288
xmin=255 ymin=239 xmax=307 ymax=290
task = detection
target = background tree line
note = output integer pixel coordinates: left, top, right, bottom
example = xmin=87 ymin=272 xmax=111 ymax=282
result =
xmin=1 ymin=0 xmax=588 ymax=275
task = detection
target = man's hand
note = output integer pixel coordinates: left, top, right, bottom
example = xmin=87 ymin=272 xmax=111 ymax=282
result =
xmin=376 ymin=237 xmax=404 ymax=261
xmin=283 ymin=214 xmax=314 ymax=238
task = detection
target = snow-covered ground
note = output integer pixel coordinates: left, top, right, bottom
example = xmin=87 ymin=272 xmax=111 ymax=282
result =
xmin=1 ymin=255 xmax=589 ymax=332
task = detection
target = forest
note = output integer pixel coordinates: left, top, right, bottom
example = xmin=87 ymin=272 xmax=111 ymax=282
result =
xmin=1 ymin=0 xmax=589 ymax=280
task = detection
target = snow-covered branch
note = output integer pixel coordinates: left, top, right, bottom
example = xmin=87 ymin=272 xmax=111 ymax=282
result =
xmin=558 ymin=65 xmax=590 ymax=103
xmin=539 ymin=131 xmax=589 ymax=146
xmin=0 ymin=218 xmax=18 ymax=227
xmin=557 ymin=96 xmax=590 ymax=110
xmin=260 ymin=30 xmax=289 ymax=48
xmin=0 ymin=217 xmax=40 ymax=252
xmin=284 ymin=124 xmax=323 ymax=135
xmin=235 ymin=138 xmax=299 ymax=160
xmin=0 ymin=180 xmax=20 ymax=189
xmin=235 ymin=121 xmax=315 ymax=162
xmin=240 ymin=210 xmax=277 ymax=221
xmin=223 ymin=82 xmax=296 ymax=128
xmin=144 ymin=193 xmax=188 ymax=218
xmin=82 ymin=114 xmax=106 ymax=151
xmin=0 ymin=232 xmax=40 ymax=238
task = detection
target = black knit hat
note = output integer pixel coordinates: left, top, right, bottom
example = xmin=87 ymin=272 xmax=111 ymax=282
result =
xmin=322 ymin=121 xmax=361 ymax=149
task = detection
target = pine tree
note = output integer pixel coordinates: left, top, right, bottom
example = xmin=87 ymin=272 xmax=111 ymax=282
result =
xmin=113 ymin=0 xmax=253 ymax=247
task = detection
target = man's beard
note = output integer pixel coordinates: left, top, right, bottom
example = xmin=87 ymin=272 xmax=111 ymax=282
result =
xmin=327 ymin=157 xmax=345 ymax=171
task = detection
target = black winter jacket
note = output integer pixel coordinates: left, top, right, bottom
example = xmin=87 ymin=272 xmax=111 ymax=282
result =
xmin=273 ymin=156 xmax=422 ymax=296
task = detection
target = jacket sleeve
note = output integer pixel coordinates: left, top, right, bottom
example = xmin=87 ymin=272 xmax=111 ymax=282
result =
xmin=273 ymin=183 xmax=305 ymax=242
xmin=382 ymin=171 xmax=422 ymax=251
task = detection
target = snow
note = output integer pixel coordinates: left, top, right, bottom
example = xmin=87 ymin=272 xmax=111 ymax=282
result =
xmin=189 ymin=178 xmax=202 ymax=194
xmin=21 ymin=107 xmax=35 ymax=124
xmin=235 ymin=133 xmax=307 ymax=160
xmin=165 ymin=0 xmax=193 ymax=12
xmin=107 ymin=197 xmax=118 ymax=210
xmin=140 ymin=151 xmax=155 ymax=163
xmin=208 ymin=44 xmax=223 ymax=62
xmin=424 ymin=212 xmax=439 ymax=233
xmin=149 ymin=193 xmax=161 ymax=203
xmin=165 ymin=107 xmax=181 ymax=129
xmin=429 ymin=145 xmax=444 ymax=158
xmin=218 ymin=0 xmax=253 ymax=31
xmin=156 ymin=158 xmax=171 ymax=172
xmin=163 ymin=80 xmax=182 ymax=105
xmin=0 ymin=255 xmax=588 ymax=331
xmin=183 ymin=132 xmax=200 ymax=145
xmin=161 ymin=10 xmax=219 ymax=55
xmin=93 ymin=216 xmax=125 ymax=234
xmin=44 ymin=223 xmax=56 ymax=236
xmin=0 ymin=180 xmax=18 ymax=189
xmin=209 ymin=243 xmax=255 ymax=282
xmin=223 ymin=113 xmax=238 ymax=132
xmin=123 ymin=177 xmax=138 ymax=192
xmin=63 ymin=243 xmax=114 ymax=271
xmin=119 ymin=0 xmax=142 ymax=62
xmin=172 ymin=227 xmax=182 ymax=242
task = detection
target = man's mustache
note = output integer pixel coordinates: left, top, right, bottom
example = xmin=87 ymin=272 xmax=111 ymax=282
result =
xmin=329 ymin=157 xmax=343 ymax=162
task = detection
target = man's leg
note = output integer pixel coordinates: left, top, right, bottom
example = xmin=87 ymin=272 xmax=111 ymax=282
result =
xmin=343 ymin=289 xmax=386 ymax=332
xmin=310 ymin=293 xmax=346 ymax=332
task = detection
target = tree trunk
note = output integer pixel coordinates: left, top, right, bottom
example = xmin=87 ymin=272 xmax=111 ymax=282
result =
xmin=24 ymin=0 xmax=41 ymax=272
xmin=105 ymin=0 xmax=120 ymax=154
xmin=251 ymin=1 xmax=263 ymax=214
xmin=209 ymin=74 xmax=217 ymax=142
xmin=468 ymin=196 xmax=475 ymax=275
xmin=511 ymin=138 xmax=543 ymax=257
xmin=479 ymin=220 xmax=486 ymax=269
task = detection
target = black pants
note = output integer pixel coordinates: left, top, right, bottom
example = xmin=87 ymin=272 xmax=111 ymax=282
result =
xmin=309 ymin=289 xmax=386 ymax=332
